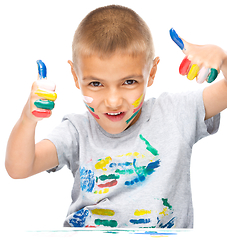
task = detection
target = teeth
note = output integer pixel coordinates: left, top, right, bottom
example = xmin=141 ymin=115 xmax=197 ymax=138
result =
xmin=107 ymin=112 xmax=122 ymax=116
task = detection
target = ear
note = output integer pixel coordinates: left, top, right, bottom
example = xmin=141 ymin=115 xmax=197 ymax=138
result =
xmin=147 ymin=57 xmax=160 ymax=87
xmin=68 ymin=60 xmax=80 ymax=89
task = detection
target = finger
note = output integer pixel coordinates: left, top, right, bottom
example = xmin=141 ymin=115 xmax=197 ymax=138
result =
xmin=32 ymin=109 xmax=52 ymax=118
xmin=169 ymin=28 xmax=186 ymax=51
xmin=196 ymin=67 xmax=210 ymax=84
xmin=37 ymin=60 xmax=47 ymax=79
xmin=207 ymin=68 xmax=218 ymax=83
xmin=179 ymin=57 xmax=191 ymax=75
xmin=34 ymin=99 xmax=55 ymax=110
xmin=34 ymin=89 xmax=57 ymax=101
xmin=36 ymin=79 xmax=56 ymax=91
xmin=187 ymin=64 xmax=200 ymax=80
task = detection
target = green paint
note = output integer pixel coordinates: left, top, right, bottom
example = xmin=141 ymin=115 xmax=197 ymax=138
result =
xmin=85 ymin=103 xmax=95 ymax=112
xmin=115 ymin=169 xmax=134 ymax=175
xmin=139 ymin=134 xmax=159 ymax=156
xmin=34 ymin=99 xmax=55 ymax=110
xmin=126 ymin=109 xmax=140 ymax=124
xmin=95 ymin=219 xmax=118 ymax=227
xmin=207 ymin=68 xmax=218 ymax=83
xmin=99 ymin=174 xmax=120 ymax=181
xmin=162 ymin=198 xmax=173 ymax=210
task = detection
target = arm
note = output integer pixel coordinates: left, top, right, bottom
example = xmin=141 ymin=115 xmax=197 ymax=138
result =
xmin=203 ymin=54 xmax=227 ymax=120
xmin=5 ymin=62 xmax=58 ymax=179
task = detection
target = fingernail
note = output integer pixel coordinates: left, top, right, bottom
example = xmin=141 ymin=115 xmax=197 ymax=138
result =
xmin=34 ymin=99 xmax=55 ymax=110
xmin=179 ymin=57 xmax=191 ymax=75
xmin=207 ymin=68 xmax=218 ymax=83
xmin=36 ymin=80 xmax=56 ymax=91
xmin=169 ymin=28 xmax=185 ymax=50
xmin=187 ymin=64 xmax=199 ymax=80
xmin=196 ymin=67 xmax=210 ymax=84
xmin=37 ymin=60 xmax=47 ymax=79
xmin=32 ymin=109 xmax=51 ymax=118
xmin=35 ymin=89 xmax=57 ymax=101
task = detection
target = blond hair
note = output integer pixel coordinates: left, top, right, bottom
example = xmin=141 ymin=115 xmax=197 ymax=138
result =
xmin=72 ymin=5 xmax=155 ymax=71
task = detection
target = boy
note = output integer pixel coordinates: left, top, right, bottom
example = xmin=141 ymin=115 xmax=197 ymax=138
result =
xmin=5 ymin=5 xmax=227 ymax=228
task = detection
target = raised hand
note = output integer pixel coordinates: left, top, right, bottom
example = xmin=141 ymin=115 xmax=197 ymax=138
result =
xmin=169 ymin=28 xmax=226 ymax=84
xmin=30 ymin=60 xmax=57 ymax=119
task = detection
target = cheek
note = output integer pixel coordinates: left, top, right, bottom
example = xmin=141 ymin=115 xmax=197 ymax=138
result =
xmin=132 ymin=93 xmax=144 ymax=112
xmin=83 ymin=95 xmax=94 ymax=103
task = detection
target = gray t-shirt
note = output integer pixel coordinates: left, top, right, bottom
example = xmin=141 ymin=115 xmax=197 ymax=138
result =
xmin=46 ymin=89 xmax=220 ymax=228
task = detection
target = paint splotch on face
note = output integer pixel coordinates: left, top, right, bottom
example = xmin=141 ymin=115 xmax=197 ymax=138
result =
xmin=126 ymin=94 xmax=144 ymax=124
xmin=83 ymin=96 xmax=93 ymax=103
xmin=132 ymin=94 xmax=144 ymax=108
xmin=69 ymin=208 xmax=89 ymax=227
xmin=84 ymin=103 xmax=100 ymax=119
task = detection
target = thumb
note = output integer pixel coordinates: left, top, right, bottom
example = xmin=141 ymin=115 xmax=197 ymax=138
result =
xmin=169 ymin=28 xmax=191 ymax=53
xmin=37 ymin=60 xmax=47 ymax=80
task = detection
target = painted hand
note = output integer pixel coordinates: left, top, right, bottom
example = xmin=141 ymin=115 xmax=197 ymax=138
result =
xmin=31 ymin=60 xmax=57 ymax=118
xmin=170 ymin=28 xmax=226 ymax=83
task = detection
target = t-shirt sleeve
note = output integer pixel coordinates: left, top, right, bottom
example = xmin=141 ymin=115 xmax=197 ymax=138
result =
xmin=160 ymin=88 xmax=220 ymax=148
xmin=44 ymin=116 xmax=79 ymax=173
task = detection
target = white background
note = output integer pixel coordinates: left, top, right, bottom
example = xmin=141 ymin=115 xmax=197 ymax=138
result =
xmin=1 ymin=0 xmax=227 ymax=237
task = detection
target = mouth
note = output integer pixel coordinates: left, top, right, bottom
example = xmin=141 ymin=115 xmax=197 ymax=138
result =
xmin=104 ymin=111 xmax=127 ymax=122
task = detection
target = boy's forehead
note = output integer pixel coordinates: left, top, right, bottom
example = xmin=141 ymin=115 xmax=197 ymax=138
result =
xmin=77 ymin=53 xmax=149 ymax=79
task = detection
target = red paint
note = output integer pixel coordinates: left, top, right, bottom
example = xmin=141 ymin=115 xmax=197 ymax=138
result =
xmin=88 ymin=109 xmax=100 ymax=119
xmin=179 ymin=57 xmax=191 ymax=75
xmin=85 ymin=225 xmax=96 ymax=228
xmin=133 ymin=100 xmax=144 ymax=113
xmin=32 ymin=109 xmax=51 ymax=118
xmin=97 ymin=179 xmax=117 ymax=188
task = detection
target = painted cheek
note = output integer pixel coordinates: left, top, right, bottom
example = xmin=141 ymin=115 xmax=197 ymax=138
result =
xmin=125 ymin=94 xmax=144 ymax=124
xmin=84 ymin=103 xmax=100 ymax=119
xmin=83 ymin=96 xmax=93 ymax=103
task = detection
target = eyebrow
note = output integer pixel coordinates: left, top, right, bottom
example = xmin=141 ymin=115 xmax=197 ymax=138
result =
xmin=82 ymin=74 xmax=144 ymax=81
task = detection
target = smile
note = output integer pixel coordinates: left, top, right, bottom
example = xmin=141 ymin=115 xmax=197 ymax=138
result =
xmin=104 ymin=112 xmax=126 ymax=122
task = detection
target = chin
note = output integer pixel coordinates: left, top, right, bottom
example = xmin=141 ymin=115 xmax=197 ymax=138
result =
xmin=103 ymin=126 xmax=127 ymax=135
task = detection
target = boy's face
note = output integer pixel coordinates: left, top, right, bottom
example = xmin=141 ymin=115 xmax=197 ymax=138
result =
xmin=69 ymin=53 xmax=159 ymax=134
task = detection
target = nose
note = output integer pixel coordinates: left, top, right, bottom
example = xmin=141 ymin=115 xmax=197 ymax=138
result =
xmin=104 ymin=89 xmax=123 ymax=110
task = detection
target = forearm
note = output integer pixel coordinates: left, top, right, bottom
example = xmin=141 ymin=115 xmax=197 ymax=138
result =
xmin=5 ymin=106 xmax=37 ymax=179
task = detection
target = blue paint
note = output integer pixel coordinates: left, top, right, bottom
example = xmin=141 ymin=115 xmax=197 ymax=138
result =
xmin=169 ymin=28 xmax=185 ymax=50
xmin=80 ymin=167 xmax=95 ymax=192
xmin=130 ymin=218 xmax=151 ymax=224
xmin=69 ymin=208 xmax=89 ymax=227
xmin=134 ymin=231 xmax=177 ymax=236
xmin=125 ymin=159 xmax=160 ymax=186
xmin=159 ymin=217 xmax=175 ymax=228
xmin=37 ymin=60 xmax=47 ymax=79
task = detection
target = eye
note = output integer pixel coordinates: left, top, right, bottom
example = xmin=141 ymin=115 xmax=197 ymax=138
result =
xmin=124 ymin=80 xmax=137 ymax=85
xmin=89 ymin=81 xmax=102 ymax=87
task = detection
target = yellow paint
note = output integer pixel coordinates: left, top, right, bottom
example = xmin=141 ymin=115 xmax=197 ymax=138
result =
xmin=94 ymin=188 xmax=109 ymax=194
xmin=126 ymin=152 xmax=132 ymax=156
xmin=103 ymin=188 xmax=109 ymax=193
xmin=132 ymin=93 xmax=144 ymax=108
xmin=95 ymin=156 xmax=112 ymax=171
xmin=159 ymin=207 xmax=168 ymax=216
xmin=133 ymin=152 xmax=139 ymax=157
xmin=91 ymin=209 xmax=115 ymax=216
xmin=134 ymin=209 xmax=152 ymax=216
xmin=187 ymin=64 xmax=199 ymax=80
xmin=35 ymin=89 xmax=57 ymax=101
